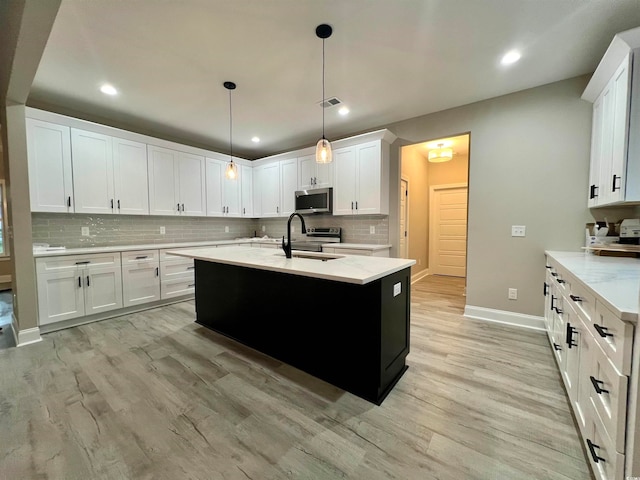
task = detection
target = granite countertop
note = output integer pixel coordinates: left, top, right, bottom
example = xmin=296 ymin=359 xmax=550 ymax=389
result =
xmin=166 ymin=246 xmax=416 ymax=285
xmin=323 ymin=243 xmax=392 ymax=250
xmin=545 ymin=250 xmax=640 ymax=321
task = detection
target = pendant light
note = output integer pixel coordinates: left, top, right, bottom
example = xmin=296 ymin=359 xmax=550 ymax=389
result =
xmin=315 ymin=24 xmax=333 ymax=164
xmin=224 ymin=81 xmax=238 ymax=180
xmin=428 ymin=143 xmax=453 ymax=163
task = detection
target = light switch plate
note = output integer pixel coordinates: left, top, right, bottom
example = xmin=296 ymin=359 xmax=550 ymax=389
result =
xmin=511 ymin=225 xmax=526 ymax=237
xmin=508 ymin=288 xmax=518 ymax=300
xmin=393 ymin=282 xmax=401 ymax=297
xmin=81 ymin=227 xmax=90 ymax=236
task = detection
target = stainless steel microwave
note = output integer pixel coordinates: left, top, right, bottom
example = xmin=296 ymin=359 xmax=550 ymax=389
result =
xmin=294 ymin=187 xmax=333 ymax=214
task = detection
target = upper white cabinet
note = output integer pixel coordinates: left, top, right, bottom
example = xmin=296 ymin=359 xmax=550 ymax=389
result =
xmin=256 ymin=161 xmax=281 ymax=217
xmin=280 ymin=158 xmax=298 ymax=216
xmin=333 ymin=140 xmax=390 ymax=215
xmin=26 ymin=118 xmax=74 ymax=213
xmin=298 ymin=153 xmax=333 ymax=190
xmin=71 ymin=129 xmax=115 ymax=214
xmin=583 ymin=28 xmax=640 ymax=206
xmin=206 ymin=156 xmax=241 ymax=217
xmin=241 ymin=164 xmax=254 ymax=217
xmin=113 ymin=138 xmax=149 ymax=215
xmin=148 ymin=145 xmax=206 ymax=216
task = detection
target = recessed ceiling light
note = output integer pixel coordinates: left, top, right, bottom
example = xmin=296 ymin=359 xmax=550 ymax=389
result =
xmin=338 ymin=106 xmax=350 ymax=116
xmin=100 ymin=84 xmax=118 ymax=96
xmin=251 ymin=136 xmax=260 ymax=143
xmin=501 ymin=50 xmax=521 ymax=66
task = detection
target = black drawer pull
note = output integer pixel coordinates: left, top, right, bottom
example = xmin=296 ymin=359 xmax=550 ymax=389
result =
xmin=545 ymin=265 xmax=552 ymax=269
xmin=594 ymin=324 xmax=613 ymax=338
xmin=569 ymin=295 xmax=582 ymax=302
xmin=586 ymin=439 xmax=605 ymax=464
xmin=589 ymin=184 xmax=598 ymax=199
xmin=550 ymin=295 xmax=557 ymax=311
xmin=187 ymin=266 xmax=195 ymax=270
xmin=188 ymin=283 xmax=195 ymax=288
xmin=543 ymin=282 xmax=548 ymax=296
xmin=590 ymin=376 xmax=609 ymax=395
xmin=556 ymin=278 xmax=566 ymax=284
xmin=75 ymin=261 xmax=90 ymax=265
xmin=553 ymin=343 xmax=562 ymax=351
xmin=78 ymin=276 xmax=81 ymax=288
xmin=551 ymin=272 xmax=558 ymax=277
xmin=612 ymin=174 xmax=621 ymax=192
xmin=566 ymin=323 xmax=577 ymax=348
xmin=135 ymin=255 xmax=148 ymax=260
xmin=554 ymin=306 xmax=563 ymax=315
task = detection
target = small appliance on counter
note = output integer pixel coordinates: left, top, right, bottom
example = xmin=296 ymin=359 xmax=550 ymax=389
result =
xmin=619 ymin=218 xmax=640 ymax=245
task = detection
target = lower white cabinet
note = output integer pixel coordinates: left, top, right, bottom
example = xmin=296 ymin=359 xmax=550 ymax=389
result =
xmin=122 ymin=250 xmax=160 ymax=306
xmin=36 ymin=253 xmax=123 ymax=326
xmin=159 ymin=248 xmax=195 ymax=299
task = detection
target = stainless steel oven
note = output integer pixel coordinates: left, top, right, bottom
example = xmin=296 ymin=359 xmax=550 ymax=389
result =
xmin=290 ymin=227 xmax=341 ymax=252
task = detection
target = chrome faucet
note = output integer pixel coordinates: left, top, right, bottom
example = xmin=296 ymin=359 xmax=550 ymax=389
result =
xmin=282 ymin=212 xmax=307 ymax=258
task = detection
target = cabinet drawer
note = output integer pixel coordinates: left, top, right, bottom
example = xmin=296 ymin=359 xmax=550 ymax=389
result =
xmin=122 ymin=249 xmax=159 ymax=264
xmin=589 ymin=339 xmax=628 ymax=453
xmin=568 ymin=280 xmax=596 ymax=324
xmin=36 ymin=252 xmax=121 ymax=273
xmin=592 ymin=301 xmax=634 ymax=375
xmin=160 ymin=248 xmax=198 ymax=262
xmin=161 ymin=262 xmax=195 ymax=279
xmin=161 ymin=277 xmax=195 ymax=299
xmin=585 ymin=401 xmax=625 ymax=480
xmin=551 ymin=265 xmax=571 ymax=295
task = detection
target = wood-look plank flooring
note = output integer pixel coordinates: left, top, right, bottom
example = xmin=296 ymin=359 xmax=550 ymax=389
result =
xmin=0 ymin=275 xmax=592 ymax=479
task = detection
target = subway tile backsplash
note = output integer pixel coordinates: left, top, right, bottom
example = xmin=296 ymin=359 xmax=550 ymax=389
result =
xmin=32 ymin=213 xmax=390 ymax=248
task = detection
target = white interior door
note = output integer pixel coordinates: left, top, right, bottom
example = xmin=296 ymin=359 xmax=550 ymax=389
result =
xmin=429 ymin=184 xmax=467 ymax=277
xmin=400 ymin=178 xmax=408 ymax=258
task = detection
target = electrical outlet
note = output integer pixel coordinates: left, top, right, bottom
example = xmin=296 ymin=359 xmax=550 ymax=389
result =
xmin=81 ymin=227 xmax=90 ymax=236
xmin=160 ymin=226 xmax=166 ymax=235
xmin=511 ymin=225 xmax=526 ymax=237
xmin=370 ymin=226 xmax=375 ymax=234
xmin=225 ymin=226 xmax=229 ymax=233
xmin=508 ymin=288 xmax=518 ymax=300
xmin=262 ymin=225 xmax=266 ymax=232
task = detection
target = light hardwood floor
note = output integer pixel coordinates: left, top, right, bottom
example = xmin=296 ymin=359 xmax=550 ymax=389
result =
xmin=0 ymin=275 xmax=592 ymax=479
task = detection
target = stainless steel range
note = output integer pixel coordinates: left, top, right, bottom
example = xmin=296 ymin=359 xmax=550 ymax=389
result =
xmin=290 ymin=227 xmax=341 ymax=252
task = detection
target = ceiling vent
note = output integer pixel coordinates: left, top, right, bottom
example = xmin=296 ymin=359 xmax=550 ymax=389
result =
xmin=319 ymin=97 xmax=342 ymax=108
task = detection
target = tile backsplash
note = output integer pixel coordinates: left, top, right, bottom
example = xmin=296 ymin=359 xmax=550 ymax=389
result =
xmin=32 ymin=213 xmax=390 ymax=248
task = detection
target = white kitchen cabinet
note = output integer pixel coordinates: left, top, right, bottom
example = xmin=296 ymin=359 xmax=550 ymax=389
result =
xmin=159 ymin=248 xmax=195 ymax=299
xmin=241 ymin=164 xmax=254 ymax=217
xmin=257 ymin=161 xmax=281 ymax=217
xmin=36 ymin=252 xmax=123 ymax=326
xmin=298 ymin=153 xmax=333 ymax=190
xmin=26 ymin=118 xmax=74 ymax=213
xmin=253 ymin=158 xmax=297 ymax=218
xmin=280 ymin=158 xmax=298 ymax=216
xmin=148 ymin=145 xmax=206 ymax=216
xmin=205 ymin=157 xmax=241 ymax=217
xmin=333 ymin=140 xmax=389 ymax=215
xmin=71 ymin=129 xmax=149 ymax=215
xmin=121 ymin=250 xmax=160 ymax=306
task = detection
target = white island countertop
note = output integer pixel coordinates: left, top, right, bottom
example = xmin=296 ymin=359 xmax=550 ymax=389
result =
xmin=545 ymin=250 xmax=640 ymax=321
xmin=166 ymin=246 xmax=416 ymax=285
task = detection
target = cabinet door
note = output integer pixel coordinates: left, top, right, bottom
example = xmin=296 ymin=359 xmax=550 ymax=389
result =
xmin=562 ymin=303 xmax=582 ymax=403
xmin=333 ymin=146 xmax=357 ymax=215
xmin=36 ymin=269 xmax=85 ymax=325
xmin=355 ymin=141 xmax=383 ymax=214
xmin=122 ymin=262 xmax=160 ymax=306
xmin=71 ymin=129 xmax=115 ymax=214
xmin=205 ymin=158 xmax=225 ymax=216
xmin=280 ymin=158 xmax=298 ymax=216
xmin=252 ymin=165 xmax=263 ymax=217
xmin=298 ymin=154 xmax=316 ymax=190
xmin=223 ymin=161 xmax=242 ymax=217
xmin=148 ymin=145 xmax=179 ymax=216
xmin=83 ymin=265 xmax=123 ymax=315
xmin=241 ymin=164 xmax=254 ymax=217
xmin=574 ymin=320 xmax=595 ymax=435
xmin=598 ymin=84 xmax=615 ymax=206
xmin=26 ymin=119 xmax=74 ymax=213
xmin=315 ymin=158 xmax=334 ymax=188
xmin=609 ymin=54 xmax=631 ymax=204
xmin=588 ymin=96 xmax=603 ymax=207
xmin=113 ymin=137 xmax=149 ymax=215
xmin=259 ymin=162 xmax=281 ymax=217
xmin=177 ymin=152 xmax=206 ymax=216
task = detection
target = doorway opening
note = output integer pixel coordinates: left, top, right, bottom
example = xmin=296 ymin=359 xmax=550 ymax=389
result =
xmin=399 ymin=133 xmax=470 ymax=285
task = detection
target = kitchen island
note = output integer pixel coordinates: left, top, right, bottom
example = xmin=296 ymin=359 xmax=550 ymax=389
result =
xmin=166 ymin=246 xmax=416 ymax=404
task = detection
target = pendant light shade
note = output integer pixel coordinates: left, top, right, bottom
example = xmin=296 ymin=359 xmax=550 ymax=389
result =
xmin=428 ymin=143 xmax=453 ymax=163
xmin=224 ymin=81 xmax=238 ymax=180
xmin=315 ymin=24 xmax=333 ymax=164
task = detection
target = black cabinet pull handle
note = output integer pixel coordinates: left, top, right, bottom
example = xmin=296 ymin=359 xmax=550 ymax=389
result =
xmin=355 ymin=201 xmax=358 ymax=210
xmin=117 ymin=199 xmax=121 ymax=209
xmin=243 ymin=207 xmax=245 ymax=214
xmin=551 ymin=272 xmax=558 ymax=277
xmin=188 ymin=283 xmax=195 ymax=288
xmin=135 ymin=255 xmax=148 ymax=260
xmin=181 ymin=203 xmax=185 ymax=212
xmin=566 ymin=323 xmax=577 ymax=348
xmin=612 ymin=174 xmax=621 ymax=192
xmin=155 ymin=267 xmax=159 ymax=277
xmin=351 ymin=201 xmax=354 ymax=209
xmin=177 ymin=203 xmax=180 ymax=211
xmin=586 ymin=439 xmax=605 ymax=464
xmin=86 ymin=275 xmax=90 ymax=287
xmin=589 ymin=184 xmax=599 ymax=199
xmin=594 ymin=324 xmax=613 ymax=338
xmin=187 ymin=266 xmax=195 ymax=270
xmin=553 ymin=343 xmax=562 ymax=351
xmin=75 ymin=261 xmax=90 ymax=265
xmin=111 ymin=199 xmax=114 ymax=209
xmin=543 ymin=282 xmax=548 ymax=296
xmin=67 ymin=196 xmax=72 ymax=207
xmin=550 ymin=295 xmax=556 ymax=311
xmin=556 ymin=278 xmax=565 ymax=284
xmin=590 ymin=376 xmax=609 ymax=395
xmin=554 ymin=307 xmax=563 ymax=315
xmin=78 ymin=276 xmax=81 ymax=288
xmin=570 ymin=295 xmax=582 ymax=302
xmin=545 ymin=265 xmax=552 ymax=269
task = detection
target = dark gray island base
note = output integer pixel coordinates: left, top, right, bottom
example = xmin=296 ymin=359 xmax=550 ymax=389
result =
xmin=194 ymin=259 xmax=411 ymax=405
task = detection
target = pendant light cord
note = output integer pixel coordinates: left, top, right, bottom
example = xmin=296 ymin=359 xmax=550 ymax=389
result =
xmin=228 ymin=88 xmax=233 ymax=161
xmin=322 ymin=36 xmax=325 ymax=140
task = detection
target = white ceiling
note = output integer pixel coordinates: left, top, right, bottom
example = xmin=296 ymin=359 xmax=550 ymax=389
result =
xmin=28 ymin=0 xmax=640 ymax=159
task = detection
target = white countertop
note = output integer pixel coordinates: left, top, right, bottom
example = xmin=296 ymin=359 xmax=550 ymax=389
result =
xmin=545 ymin=250 xmax=640 ymax=321
xmin=166 ymin=246 xmax=416 ymax=285
xmin=323 ymin=243 xmax=392 ymax=250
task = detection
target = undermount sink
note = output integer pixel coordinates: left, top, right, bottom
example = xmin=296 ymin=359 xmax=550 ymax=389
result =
xmin=275 ymin=251 xmax=344 ymax=261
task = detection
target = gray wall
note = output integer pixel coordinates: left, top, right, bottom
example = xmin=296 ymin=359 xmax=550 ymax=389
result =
xmin=386 ymin=75 xmax=600 ymax=317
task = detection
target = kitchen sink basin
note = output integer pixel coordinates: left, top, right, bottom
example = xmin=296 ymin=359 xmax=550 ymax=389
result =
xmin=275 ymin=251 xmax=344 ymax=261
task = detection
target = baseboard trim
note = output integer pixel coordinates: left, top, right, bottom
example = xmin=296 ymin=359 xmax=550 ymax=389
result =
xmin=463 ymin=305 xmax=545 ymax=331
xmin=411 ymin=269 xmax=429 ymax=284
xmin=12 ymin=313 xmax=42 ymax=346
